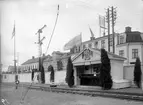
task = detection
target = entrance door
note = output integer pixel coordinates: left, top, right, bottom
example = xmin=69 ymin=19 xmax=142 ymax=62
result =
xmin=76 ymin=64 xmax=101 ymax=86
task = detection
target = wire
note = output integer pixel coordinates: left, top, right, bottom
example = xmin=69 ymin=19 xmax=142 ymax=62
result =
xmin=45 ymin=5 xmax=59 ymax=54
xmin=19 ymin=75 xmax=37 ymax=105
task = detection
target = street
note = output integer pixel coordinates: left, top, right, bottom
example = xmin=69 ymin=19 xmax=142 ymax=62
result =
xmin=1 ymin=85 xmax=143 ymax=105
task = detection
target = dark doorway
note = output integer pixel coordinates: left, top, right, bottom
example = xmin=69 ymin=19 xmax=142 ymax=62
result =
xmin=76 ymin=64 xmax=101 ymax=86
xmin=48 ymin=65 xmax=55 ymax=82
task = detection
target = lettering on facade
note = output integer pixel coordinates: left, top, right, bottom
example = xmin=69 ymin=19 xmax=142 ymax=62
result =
xmin=82 ymin=49 xmax=93 ymax=60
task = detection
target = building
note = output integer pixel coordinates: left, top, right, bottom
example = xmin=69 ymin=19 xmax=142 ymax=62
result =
xmin=21 ymin=54 xmax=48 ymax=72
xmin=72 ymin=48 xmax=130 ymax=89
xmin=43 ymin=51 xmax=70 ymax=72
xmin=21 ymin=52 xmax=70 ymax=73
xmin=7 ymin=65 xmax=21 ymax=73
xmin=71 ymin=27 xmax=143 ymax=65
xmin=3 ymin=26 xmax=141 ymax=88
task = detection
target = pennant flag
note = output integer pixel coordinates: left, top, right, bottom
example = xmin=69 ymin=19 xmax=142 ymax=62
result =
xmin=64 ymin=34 xmax=82 ymax=50
xmin=89 ymin=26 xmax=95 ymax=38
xmin=99 ymin=15 xmax=105 ymax=29
xmin=11 ymin=22 xmax=15 ymax=39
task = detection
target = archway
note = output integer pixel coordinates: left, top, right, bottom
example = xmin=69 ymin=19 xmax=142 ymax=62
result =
xmin=48 ymin=65 xmax=55 ymax=82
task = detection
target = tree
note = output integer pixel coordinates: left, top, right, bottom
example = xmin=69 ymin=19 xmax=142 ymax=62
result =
xmin=99 ymin=48 xmax=113 ymax=90
xmin=48 ymin=65 xmax=55 ymax=82
xmin=39 ymin=57 xmax=45 ymax=84
xmin=31 ymin=69 xmax=35 ymax=81
xmin=65 ymin=57 xmax=74 ymax=87
xmin=134 ymin=57 xmax=142 ymax=88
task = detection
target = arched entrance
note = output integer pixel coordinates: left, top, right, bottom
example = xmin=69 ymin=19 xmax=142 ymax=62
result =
xmin=48 ymin=65 xmax=55 ymax=82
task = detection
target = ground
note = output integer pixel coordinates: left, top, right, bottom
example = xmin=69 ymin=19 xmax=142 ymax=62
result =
xmin=1 ymin=85 xmax=143 ymax=105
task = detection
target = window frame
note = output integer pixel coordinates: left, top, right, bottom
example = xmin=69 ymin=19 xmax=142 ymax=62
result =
xmin=132 ymin=49 xmax=138 ymax=59
xmin=101 ymin=40 xmax=105 ymax=48
xmin=119 ymin=50 xmax=124 ymax=57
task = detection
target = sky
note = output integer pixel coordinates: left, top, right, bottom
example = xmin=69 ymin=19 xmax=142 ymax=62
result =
xmin=1 ymin=0 xmax=143 ymax=71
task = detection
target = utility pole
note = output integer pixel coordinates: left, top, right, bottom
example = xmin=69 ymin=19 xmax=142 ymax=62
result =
xmin=105 ymin=6 xmax=117 ymax=53
xmin=111 ymin=6 xmax=117 ymax=54
xmin=35 ymin=25 xmax=46 ymax=72
xmin=106 ymin=8 xmax=110 ymax=52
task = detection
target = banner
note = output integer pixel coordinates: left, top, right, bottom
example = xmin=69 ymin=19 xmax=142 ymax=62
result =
xmin=64 ymin=34 xmax=82 ymax=50
xmin=99 ymin=15 xmax=105 ymax=28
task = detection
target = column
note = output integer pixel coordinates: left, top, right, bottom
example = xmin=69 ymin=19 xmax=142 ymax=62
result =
xmin=73 ymin=66 xmax=77 ymax=85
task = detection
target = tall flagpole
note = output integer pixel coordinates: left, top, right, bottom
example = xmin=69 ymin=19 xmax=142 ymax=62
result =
xmin=12 ymin=21 xmax=18 ymax=89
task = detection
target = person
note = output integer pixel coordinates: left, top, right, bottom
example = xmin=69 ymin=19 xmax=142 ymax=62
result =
xmin=15 ymin=79 xmax=19 ymax=89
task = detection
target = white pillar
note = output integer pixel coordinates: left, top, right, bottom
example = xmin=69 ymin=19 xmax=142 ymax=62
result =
xmin=73 ymin=66 xmax=77 ymax=85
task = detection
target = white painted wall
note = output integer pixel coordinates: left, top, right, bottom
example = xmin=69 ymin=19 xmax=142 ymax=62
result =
xmin=2 ymin=71 xmax=67 ymax=85
xmin=19 ymin=73 xmax=31 ymax=82
xmin=55 ymin=71 xmax=66 ymax=84
xmin=123 ymin=64 xmax=143 ymax=81
xmin=111 ymin=60 xmax=124 ymax=80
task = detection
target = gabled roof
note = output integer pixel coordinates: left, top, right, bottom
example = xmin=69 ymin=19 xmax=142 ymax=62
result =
xmin=72 ymin=48 xmax=126 ymax=62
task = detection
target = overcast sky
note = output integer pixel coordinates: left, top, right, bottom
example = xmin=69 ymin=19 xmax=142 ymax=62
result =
xmin=1 ymin=0 xmax=143 ymax=71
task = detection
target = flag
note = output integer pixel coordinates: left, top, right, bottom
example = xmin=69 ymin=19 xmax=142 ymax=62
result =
xmin=64 ymin=34 xmax=82 ymax=50
xmin=99 ymin=15 xmax=105 ymax=29
xmin=11 ymin=22 xmax=15 ymax=39
xmin=89 ymin=26 xmax=94 ymax=38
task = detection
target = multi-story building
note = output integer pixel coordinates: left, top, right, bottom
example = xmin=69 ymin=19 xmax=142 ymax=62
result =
xmin=71 ymin=27 xmax=143 ymax=65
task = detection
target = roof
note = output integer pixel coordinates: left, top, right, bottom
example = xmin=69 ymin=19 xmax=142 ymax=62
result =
xmin=72 ymin=48 xmax=126 ymax=62
xmin=21 ymin=56 xmax=48 ymax=65
xmin=93 ymin=48 xmax=126 ymax=60
xmin=82 ymin=33 xmax=119 ymax=45
xmin=126 ymin=31 xmax=143 ymax=43
xmin=8 ymin=66 xmax=21 ymax=72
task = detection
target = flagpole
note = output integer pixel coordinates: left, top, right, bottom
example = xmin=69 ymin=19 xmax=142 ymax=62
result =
xmin=13 ymin=21 xmax=18 ymax=89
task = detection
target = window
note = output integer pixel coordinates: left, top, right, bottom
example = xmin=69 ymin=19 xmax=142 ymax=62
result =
xmin=83 ymin=45 xmax=86 ymax=49
xmin=120 ymin=36 xmax=124 ymax=44
xmin=4 ymin=75 xmax=6 ymax=79
xmin=88 ymin=43 xmax=92 ymax=48
xmin=101 ymin=40 xmax=105 ymax=48
xmin=109 ymin=36 xmax=113 ymax=46
xmin=132 ymin=49 xmax=138 ymax=59
xmin=119 ymin=50 xmax=124 ymax=57
xmin=94 ymin=41 xmax=98 ymax=48
xmin=57 ymin=60 xmax=63 ymax=71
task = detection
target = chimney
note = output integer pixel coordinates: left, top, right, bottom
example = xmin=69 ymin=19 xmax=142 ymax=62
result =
xmin=125 ymin=27 xmax=131 ymax=33
xmin=43 ymin=53 xmax=45 ymax=57
xmin=32 ymin=56 xmax=35 ymax=59
xmin=90 ymin=37 xmax=95 ymax=40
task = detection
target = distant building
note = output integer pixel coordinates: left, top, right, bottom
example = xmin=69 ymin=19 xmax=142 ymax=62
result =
xmin=7 ymin=65 xmax=21 ymax=73
xmin=21 ymin=54 xmax=48 ymax=72
xmin=43 ymin=51 xmax=70 ymax=71
xmin=20 ymin=52 xmax=71 ymax=72
xmin=71 ymin=27 xmax=143 ymax=65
